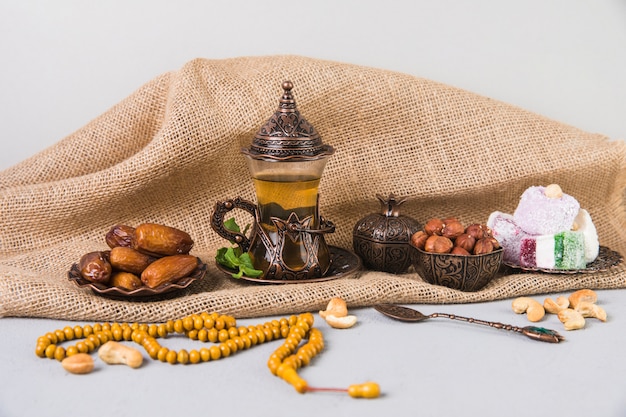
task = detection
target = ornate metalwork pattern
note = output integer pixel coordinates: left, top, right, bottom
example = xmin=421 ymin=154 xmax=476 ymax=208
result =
xmin=242 ymin=81 xmax=334 ymax=161
xmin=374 ymin=304 xmax=565 ymax=343
xmin=413 ymin=247 xmax=503 ymax=292
xmin=352 ymin=194 xmax=421 ymax=274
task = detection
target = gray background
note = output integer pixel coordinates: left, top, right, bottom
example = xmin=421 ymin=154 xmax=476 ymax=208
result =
xmin=0 ymin=0 xmax=625 ymax=170
xmin=1 ymin=2 xmax=625 ymax=416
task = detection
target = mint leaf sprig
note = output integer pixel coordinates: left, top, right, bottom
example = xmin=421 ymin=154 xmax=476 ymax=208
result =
xmin=215 ymin=218 xmax=264 ymax=279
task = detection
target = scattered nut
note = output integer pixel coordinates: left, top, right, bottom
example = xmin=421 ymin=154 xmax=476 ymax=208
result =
xmin=98 ymin=341 xmax=143 ymax=368
xmin=324 ymin=314 xmax=358 ymax=329
xmin=319 ymin=297 xmax=349 ymax=319
xmin=512 ymin=297 xmax=545 ymax=322
xmin=568 ymin=289 xmax=598 ymax=309
xmin=557 ymin=308 xmax=586 ymax=330
xmin=543 ymin=296 xmax=570 ymax=314
xmin=61 ymin=353 xmax=94 ymax=374
xmin=575 ymin=301 xmax=607 ymax=322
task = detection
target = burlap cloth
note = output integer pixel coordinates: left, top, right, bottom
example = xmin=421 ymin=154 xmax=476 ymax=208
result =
xmin=1 ymin=55 xmax=625 ymax=322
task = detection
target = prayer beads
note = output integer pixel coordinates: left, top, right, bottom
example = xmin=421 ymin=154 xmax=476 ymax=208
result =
xmin=35 ymin=311 xmax=379 ymax=398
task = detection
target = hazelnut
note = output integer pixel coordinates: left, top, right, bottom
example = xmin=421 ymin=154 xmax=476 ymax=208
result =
xmin=464 ymin=224 xmax=485 ymax=240
xmin=424 ymin=218 xmax=445 ymax=236
xmin=424 ymin=235 xmax=453 ymax=254
xmin=410 ymin=231 xmax=429 ymax=250
xmin=473 ymin=238 xmax=494 ymax=255
xmin=454 ymin=233 xmax=476 ymax=252
xmin=442 ymin=220 xmax=465 ymax=240
xmin=481 ymin=224 xmax=494 ymax=238
xmin=451 ymin=246 xmax=471 ymax=256
xmin=484 ymin=236 xmax=500 ymax=249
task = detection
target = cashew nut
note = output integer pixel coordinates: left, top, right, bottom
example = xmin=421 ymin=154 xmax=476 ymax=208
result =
xmin=543 ymin=296 xmax=570 ymax=314
xmin=568 ymin=289 xmax=598 ymax=309
xmin=98 ymin=341 xmax=143 ymax=368
xmin=575 ymin=301 xmax=607 ymax=322
xmin=557 ymin=308 xmax=586 ymax=330
xmin=319 ymin=297 xmax=349 ymax=319
xmin=324 ymin=314 xmax=358 ymax=329
xmin=61 ymin=353 xmax=94 ymax=374
xmin=512 ymin=297 xmax=545 ymax=322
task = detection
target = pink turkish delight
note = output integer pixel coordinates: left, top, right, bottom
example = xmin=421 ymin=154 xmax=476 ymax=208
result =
xmin=513 ymin=185 xmax=580 ymax=235
xmin=487 ymin=211 xmax=527 ymax=264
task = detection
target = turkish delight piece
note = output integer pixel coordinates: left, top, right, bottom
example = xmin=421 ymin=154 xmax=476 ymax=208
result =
xmin=519 ymin=237 xmax=536 ymax=268
xmin=573 ymin=209 xmax=599 ymax=263
xmin=487 ymin=211 xmax=527 ymax=264
xmin=554 ymin=231 xmax=586 ymax=269
xmin=535 ymin=235 xmax=556 ymax=269
xmin=513 ymin=184 xmax=580 ymax=235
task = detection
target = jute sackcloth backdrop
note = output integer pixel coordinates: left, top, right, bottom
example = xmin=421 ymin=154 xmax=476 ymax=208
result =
xmin=1 ymin=55 xmax=625 ymax=322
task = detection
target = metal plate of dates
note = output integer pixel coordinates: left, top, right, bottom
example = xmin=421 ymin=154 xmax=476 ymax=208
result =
xmin=68 ymin=258 xmax=207 ymax=298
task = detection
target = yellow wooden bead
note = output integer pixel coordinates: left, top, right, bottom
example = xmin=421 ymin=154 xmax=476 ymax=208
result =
xmin=73 ymin=326 xmax=83 ymax=339
xmin=199 ymin=348 xmax=211 ymax=362
xmin=209 ymin=345 xmax=221 ymax=360
xmin=192 ymin=315 xmax=204 ymax=331
xmin=157 ymin=347 xmax=169 ymax=362
xmin=182 ymin=317 xmax=194 ymax=332
xmin=189 ymin=350 xmax=200 ymax=364
xmin=219 ymin=343 xmax=231 ymax=358
xmin=166 ymin=350 xmax=178 ymax=364
xmin=177 ymin=349 xmax=190 ymax=365
xmin=63 ymin=326 xmax=75 ymax=341
xmin=45 ymin=344 xmax=57 ymax=359
xmin=54 ymin=346 xmax=66 ymax=362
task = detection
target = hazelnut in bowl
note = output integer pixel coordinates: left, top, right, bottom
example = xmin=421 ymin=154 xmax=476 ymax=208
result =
xmin=409 ymin=218 xmax=503 ymax=292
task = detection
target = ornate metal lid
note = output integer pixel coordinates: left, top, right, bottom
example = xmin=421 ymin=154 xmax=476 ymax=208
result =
xmin=242 ymin=81 xmax=335 ymax=161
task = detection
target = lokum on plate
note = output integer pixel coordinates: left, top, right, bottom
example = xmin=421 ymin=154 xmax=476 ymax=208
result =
xmin=488 ymin=184 xmax=598 ymax=270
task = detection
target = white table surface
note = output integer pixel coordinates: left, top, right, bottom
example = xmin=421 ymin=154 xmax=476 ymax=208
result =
xmin=1 ymin=288 xmax=625 ymax=417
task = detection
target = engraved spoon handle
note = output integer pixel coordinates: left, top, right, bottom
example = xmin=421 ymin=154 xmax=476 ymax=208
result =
xmin=429 ymin=312 xmax=565 ymax=343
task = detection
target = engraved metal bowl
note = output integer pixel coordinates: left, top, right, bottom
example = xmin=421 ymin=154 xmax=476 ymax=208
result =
xmin=410 ymin=244 xmax=503 ymax=292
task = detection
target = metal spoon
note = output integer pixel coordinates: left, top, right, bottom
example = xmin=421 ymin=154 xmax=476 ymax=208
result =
xmin=374 ymin=303 xmax=565 ymax=343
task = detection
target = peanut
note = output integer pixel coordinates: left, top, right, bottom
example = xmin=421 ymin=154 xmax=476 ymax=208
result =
xmin=61 ymin=353 xmax=94 ymax=374
xmin=98 ymin=341 xmax=143 ymax=368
